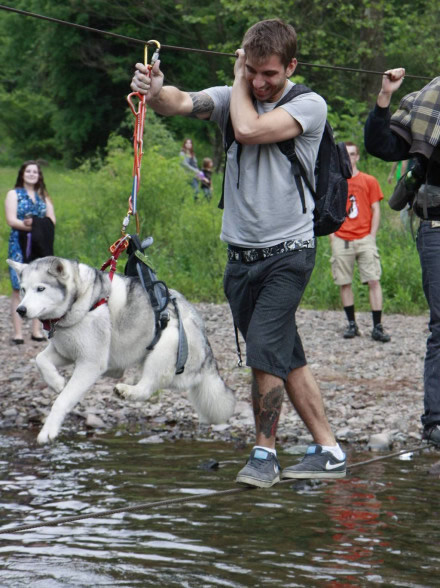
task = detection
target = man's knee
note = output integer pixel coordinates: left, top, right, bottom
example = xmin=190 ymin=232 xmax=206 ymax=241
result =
xmin=367 ymin=279 xmax=381 ymax=289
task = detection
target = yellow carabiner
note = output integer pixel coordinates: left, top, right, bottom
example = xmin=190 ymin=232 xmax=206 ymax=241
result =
xmin=145 ymin=39 xmax=161 ymax=69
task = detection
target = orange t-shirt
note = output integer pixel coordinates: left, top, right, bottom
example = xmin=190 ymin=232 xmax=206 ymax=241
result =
xmin=335 ymin=171 xmax=383 ymax=241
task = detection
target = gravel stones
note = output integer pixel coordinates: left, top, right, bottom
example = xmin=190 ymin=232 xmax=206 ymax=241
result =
xmin=0 ymin=294 xmax=427 ymax=450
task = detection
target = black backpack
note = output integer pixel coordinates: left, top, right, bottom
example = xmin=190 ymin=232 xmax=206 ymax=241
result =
xmin=219 ymin=84 xmax=352 ymax=236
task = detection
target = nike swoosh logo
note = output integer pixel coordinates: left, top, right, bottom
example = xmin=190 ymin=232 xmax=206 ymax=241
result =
xmin=325 ymin=460 xmax=345 ymax=470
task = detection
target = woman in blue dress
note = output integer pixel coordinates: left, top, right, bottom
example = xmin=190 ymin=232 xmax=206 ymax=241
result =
xmin=5 ymin=161 xmax=56 ymax=344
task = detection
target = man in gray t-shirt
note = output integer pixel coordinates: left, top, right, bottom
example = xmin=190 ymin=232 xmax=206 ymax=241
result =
xmin=131 ymin=18 xmax=346 ymax=487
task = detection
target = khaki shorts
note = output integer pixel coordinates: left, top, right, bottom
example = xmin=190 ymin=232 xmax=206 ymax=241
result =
xmin=331 ymin=234 xmax=382 ymax=286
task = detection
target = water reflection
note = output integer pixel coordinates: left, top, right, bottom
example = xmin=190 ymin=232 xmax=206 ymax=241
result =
xmin=0 ymin=431 xmax=440 ymax=586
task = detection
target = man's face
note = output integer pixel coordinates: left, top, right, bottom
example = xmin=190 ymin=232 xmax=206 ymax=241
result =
xmin=244 ymin=54 xmax=297 ymax=103
xmin=346 ymin=146 xmax=360 ymax=168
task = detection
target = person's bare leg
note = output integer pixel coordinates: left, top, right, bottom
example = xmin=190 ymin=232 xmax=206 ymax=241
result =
xmin=282 ymin=364 xmax=346 ymax=479
xmin=340 ymin=283 xmax=354 ymax=307
xmin=11 ymin=289 xmax=23 ymax=340
xmin=31 ymin=318 xmax=44 ymax=339
xmin=235 ymin=368 xmax=283 ymax=487
xmin=285 ymin=364 xmax=336 ymax=446
xmin=368 ymin=279 xmax=382 ymax=311
xmin=252 ymin=368 xmax=284 ymax=449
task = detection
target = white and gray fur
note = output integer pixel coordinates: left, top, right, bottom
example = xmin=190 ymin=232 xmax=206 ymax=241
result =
xmin=7 ymin=256 xmax=235 ymax=444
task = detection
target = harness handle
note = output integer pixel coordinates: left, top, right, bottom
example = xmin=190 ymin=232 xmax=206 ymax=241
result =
xmin=100 ymin=235 xmax=130 ymax=281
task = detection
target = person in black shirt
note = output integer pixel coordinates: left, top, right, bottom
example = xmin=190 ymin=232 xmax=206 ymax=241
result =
xmin=364 ymin=67 xmax=440 ymax=445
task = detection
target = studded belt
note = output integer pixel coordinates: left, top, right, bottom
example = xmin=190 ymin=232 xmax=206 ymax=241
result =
xmin=227 ymin=238 xmax=315 ymax=263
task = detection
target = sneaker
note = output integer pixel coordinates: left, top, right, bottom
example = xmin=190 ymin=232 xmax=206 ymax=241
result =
xmin=236 ymin=448 xmax=281 ymax=488
xmin=281 ymin=444 xmax=346 ymax=480
xmin=371 ymin=323 xmax=391 ymax=342
xmin=343 ymin=321 xmax=360 ymax=339
xmin=423 ymin=424 xmax=440 ymax=446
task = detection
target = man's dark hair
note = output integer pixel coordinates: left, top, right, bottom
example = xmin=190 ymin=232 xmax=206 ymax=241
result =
xmin=242 ymin=19 xmax=297 ymax=68
xmin=345 ymin=141 xmax=359 ymax=154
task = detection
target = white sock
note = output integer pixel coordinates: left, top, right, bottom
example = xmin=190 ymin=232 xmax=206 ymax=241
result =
xmin=253 ymin=445 xmax=277 ymax=457
xmin=321 ymin=444 xmax=345 ymax=461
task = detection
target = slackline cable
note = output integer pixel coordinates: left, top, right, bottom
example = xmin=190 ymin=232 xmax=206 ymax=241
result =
xmin=0 ymin=443 xmax=429 ymax=535
xmin=0 ymin=3 xmax=432 ymax=81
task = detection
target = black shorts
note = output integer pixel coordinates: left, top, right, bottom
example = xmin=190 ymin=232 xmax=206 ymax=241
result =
xmin=223 ymin=248 xmax=316 ymax=381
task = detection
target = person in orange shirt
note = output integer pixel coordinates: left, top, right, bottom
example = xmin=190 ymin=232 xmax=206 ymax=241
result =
xmin=329 ymin=142 xmax=391 ymax=342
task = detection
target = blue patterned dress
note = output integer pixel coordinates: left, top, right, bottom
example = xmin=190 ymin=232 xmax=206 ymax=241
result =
xmin=8 ymin=188 xmax=47 ymax=290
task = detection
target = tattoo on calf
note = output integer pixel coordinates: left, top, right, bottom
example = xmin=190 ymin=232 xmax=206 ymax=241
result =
xmin=188 ymin=92 xmax=214 ymax=118
xmin=252 ymin=379 xmax=284 ymax=439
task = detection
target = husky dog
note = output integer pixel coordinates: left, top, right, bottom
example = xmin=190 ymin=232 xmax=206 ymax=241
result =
xmin=7 ymin=256 xmax=235 ymax=444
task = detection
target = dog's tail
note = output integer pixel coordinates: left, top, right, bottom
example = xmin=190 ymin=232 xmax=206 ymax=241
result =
xmin=188 ymin=372 xmax=236 ymax=425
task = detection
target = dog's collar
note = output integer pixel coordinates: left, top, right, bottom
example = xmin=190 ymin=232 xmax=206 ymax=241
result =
xmin=41 ymin=296 xmax=107 ymax=338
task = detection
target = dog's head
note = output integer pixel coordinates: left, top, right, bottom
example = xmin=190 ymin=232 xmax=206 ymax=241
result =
xmin=7 ymin=257 xmax=74 ymax=320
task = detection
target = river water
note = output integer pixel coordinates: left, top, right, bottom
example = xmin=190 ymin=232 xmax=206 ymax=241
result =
xmin=0 ymin=430 xmax=439 ymax=587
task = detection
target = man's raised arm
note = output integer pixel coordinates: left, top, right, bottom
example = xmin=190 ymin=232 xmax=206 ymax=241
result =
xmin=131 ymin=61 xmax=214 ymax=120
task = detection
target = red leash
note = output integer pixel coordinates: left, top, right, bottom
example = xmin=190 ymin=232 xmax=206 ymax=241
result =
xmin=94 ymin=42 xmax=161 ymax=309
xmin=126 ymin=40 xmax=161 ymax=235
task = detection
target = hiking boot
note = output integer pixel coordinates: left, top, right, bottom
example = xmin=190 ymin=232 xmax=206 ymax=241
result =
xmin=236 ymin=448 xmax=281 ymax=488
xmin=281 ymin=444 xmax=346 ymax=480
xmin=343 ymin=321 xmax=360 ymax=339
xmin=371 ymin=323 xmax=391 ymax=342
xmin=423 ymin=424 xmax=440 ymax=446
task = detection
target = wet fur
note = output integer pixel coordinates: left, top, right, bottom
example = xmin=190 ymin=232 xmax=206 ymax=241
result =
xmin=7 ymin=256 xmax=235 ymax=444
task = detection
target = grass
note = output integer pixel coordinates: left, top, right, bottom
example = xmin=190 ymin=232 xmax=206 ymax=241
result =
xmin=0 ymin=138 xmax=427 ymax=315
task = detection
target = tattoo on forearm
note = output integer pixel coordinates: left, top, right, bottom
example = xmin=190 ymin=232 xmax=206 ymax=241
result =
xmin=252 ymin=379 xmax=284 ymax=439
xmin=187 ymin=92 xmax=214 ymax=118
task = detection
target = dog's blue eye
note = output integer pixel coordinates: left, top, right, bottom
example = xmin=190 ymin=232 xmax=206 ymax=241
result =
xmin=37 ymin=286 xmax=45 ymax=292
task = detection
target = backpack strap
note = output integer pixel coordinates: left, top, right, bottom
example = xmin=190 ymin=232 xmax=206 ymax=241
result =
xmin=275 ymin=84 xmax=315 ymax=213
xmin=219 ymin=115 xmax=241 ymax=210
xmin=277 ymin=136 xmax=315 ymax=214
xmin=218 ymin=83 xmax=313 ymax=211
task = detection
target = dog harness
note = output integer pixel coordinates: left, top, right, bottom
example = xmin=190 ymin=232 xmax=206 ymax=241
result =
xmin=125 ymin=235 xmax=188 ymax=375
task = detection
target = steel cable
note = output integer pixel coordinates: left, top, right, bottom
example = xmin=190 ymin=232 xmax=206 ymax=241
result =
xmin=0 ymin=3 xmax=432 ymax=80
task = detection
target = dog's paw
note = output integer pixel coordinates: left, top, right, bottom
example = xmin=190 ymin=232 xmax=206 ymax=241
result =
xmin=43 ymin=374 xmax=65 ymax=393
xmin=114 ymin=383 xmax=135 ymax=399
xmin=52 ymin=377 xmax=66 ymax=393
xmin=37 ymin=424 xmax=59 ymax=445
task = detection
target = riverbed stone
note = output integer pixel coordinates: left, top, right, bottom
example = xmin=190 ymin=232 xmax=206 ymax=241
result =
xmin=85 ymin=413 xmax=106 ymax=428
xmin=367 ymin=432 xmax=392 ymax=451
xmin=0 ymin=294 xmax=429 ymax=450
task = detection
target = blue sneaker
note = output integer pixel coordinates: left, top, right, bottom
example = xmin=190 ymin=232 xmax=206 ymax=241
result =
xmin=236 ymin=448 xmax=281 ymax=488
xmin=282 ymin=444 xmax=346 ymax=479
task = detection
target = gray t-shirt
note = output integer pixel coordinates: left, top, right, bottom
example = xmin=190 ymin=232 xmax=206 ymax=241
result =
xmin=204 ymin=81 xmax=327 ymax=247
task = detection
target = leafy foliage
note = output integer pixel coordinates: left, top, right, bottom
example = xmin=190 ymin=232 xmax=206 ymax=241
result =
xmin=0 ymin=0 xmax=438 ymax=165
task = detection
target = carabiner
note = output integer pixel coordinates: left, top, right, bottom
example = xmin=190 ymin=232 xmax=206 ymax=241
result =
xmin=146 ymin=39 xmax=161 ymax=69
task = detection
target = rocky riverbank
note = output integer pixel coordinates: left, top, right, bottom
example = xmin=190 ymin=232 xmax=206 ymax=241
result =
xmin=0 ymin=294 xmax=429 ymax=450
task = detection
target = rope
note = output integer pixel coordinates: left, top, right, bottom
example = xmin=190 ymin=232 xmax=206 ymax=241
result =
xmin=126 ymin=41 xmax=160 ymax=226
xmin=0 ymin=443 xmax=430 ymax=535
xmin=0 ymin=3 xmax=432 ymax=81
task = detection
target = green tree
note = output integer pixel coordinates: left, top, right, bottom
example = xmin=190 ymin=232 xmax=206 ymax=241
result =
xmin=0 ymin=0 xmax=438 ymax=165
